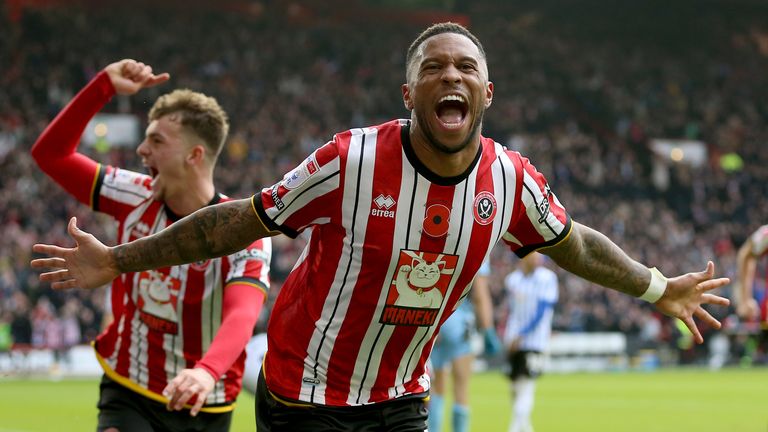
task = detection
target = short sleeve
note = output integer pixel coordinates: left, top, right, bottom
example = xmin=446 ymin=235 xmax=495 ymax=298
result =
xmin=503 ymin=153 xmax=571 ymax=257
xmin=253 ymin=140 xmax=342 ymax=238
xmin=225 ymin=237 xmax=272 ymax=294
xmin=96 ymin=166 xmax=153 ymax=221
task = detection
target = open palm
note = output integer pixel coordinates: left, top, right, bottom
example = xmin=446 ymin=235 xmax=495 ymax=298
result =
xmin=31 ymin=217 xmax=119 ymax=290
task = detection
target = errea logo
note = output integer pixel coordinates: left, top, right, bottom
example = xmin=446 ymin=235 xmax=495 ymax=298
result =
xmin=372 ymin=194 xmax=396 ymax=218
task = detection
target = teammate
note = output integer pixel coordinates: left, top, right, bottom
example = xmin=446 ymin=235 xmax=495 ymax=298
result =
xmin=428 ymin=260 xmax=500 ymax=432
xmin=32 ymin=23 xmax=729 ymax=431
xmin=31 ymin=59 xmax=271 ymax=431
xmin=735 ymin=224 xmax=768 ymax=362
xmin=503 ymin=252 xmax=558 ymax=432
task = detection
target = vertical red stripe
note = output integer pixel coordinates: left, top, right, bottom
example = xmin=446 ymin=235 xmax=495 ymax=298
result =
xmin=182 ymin=266 xmax=205 ymax=369
xmin=145 ymin=326 xmax=167 ymax=394
xmin=322 ymin=122 xmax=404 ymax=404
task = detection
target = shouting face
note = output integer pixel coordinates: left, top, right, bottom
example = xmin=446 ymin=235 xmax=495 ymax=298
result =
xmin=136 ymin=114 xmax=196 ymax=202
xmin=403 ymin=32 xmax=493 ymax=155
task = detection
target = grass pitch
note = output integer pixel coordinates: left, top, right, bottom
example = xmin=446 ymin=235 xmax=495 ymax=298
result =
xmin=0 ymin=368 xmax=765 ymax=431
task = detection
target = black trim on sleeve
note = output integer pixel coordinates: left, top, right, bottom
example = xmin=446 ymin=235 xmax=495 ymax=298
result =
xmin=251 ymin=194 xmax=300 ymax=239
xmin=91 ymin=164 xmax=106 ymax=212
xmin=514 ymin=214 xmax=573 ymax=258
xmin=226 ymin=276 xmax=269 ymax=293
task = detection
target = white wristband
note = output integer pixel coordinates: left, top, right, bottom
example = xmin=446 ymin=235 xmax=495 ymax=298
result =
xmin=639 ymin=267 xmax=667 ymax=303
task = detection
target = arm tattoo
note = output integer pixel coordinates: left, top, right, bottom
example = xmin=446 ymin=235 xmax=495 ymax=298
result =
xmin=114 ymin=198 xmax=267 ymax=273
xmin=543 ymin=222 xmax=650 ymax=297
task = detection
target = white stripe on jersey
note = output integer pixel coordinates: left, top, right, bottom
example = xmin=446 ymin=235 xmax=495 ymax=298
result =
xmin=521 ymin=171 xmax=566 ymax=242
xmin=302 ymin=128 xmax=377 ymax=405
xmin=504 ymin=267 xmax=558 ymax=352
xmin=101 ymin=169 xmax=152 ymax=207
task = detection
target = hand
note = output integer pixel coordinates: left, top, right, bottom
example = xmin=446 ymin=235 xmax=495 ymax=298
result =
xmin=104 ymin=59 xmax=170 ymax=96
xmin=482 ymin=327 xmax=502 ymax=356
xmin=31 ymin=217 xmax=119 ymax=290
xmin=736 ymin=298 xmax=760 ymax=321
xmin=654 ymin=261 xmax=730 ymax=344
xmin=163 ymin=367 xmax=216 ymax=417
xmin=507 ymin=337 xmax=521 ymax=354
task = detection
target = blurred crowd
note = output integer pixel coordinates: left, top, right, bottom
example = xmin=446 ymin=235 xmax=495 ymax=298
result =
xmin=1 ymin=0 xmax=766 ymax=368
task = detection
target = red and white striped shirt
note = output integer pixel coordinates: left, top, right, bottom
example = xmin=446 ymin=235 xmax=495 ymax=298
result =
xmin=93 ymin=166 xmax=271 ymax=406
xmin=30 ymin=71 xmax=272 ymax=411
xmin=254 ymin=119 xmax=570 ymax=406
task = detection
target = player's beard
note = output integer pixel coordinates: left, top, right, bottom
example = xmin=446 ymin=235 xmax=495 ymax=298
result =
xmin=417 ymin=107 xmax=485 ymax=155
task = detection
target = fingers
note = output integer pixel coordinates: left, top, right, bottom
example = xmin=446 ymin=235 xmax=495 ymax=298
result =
xmin=144 ymin=72 xmax=171 ymax=88
xmin=696 ymin=277 xmax=731 ymax=292
xmin=700 ymin=293 xmax=730 ymax=307
xmin=30 ymin=257 xmax=68 ymax=269
xmin=681 ymin=316 xmax=703 ymax=345
xmin=164 ymin=376 xmax=207 ymax=416
xmin=190 ymin=393 xmax=206 ymax=417
xmin=32 ymin=244 xmax=72 ymax=258
xmin=51 ymin=279 xmax=81 ymax=290
xmin=122 ymin=61 xmax=169 ymax=88
xmin=38 ymin=269 xmax=71 ymax=282
xmin=694 ymin=306 xmax=722 ymax=329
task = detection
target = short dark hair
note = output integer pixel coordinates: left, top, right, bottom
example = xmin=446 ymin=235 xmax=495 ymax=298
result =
xmin=406 ymin=22 xmax=486 ymax=79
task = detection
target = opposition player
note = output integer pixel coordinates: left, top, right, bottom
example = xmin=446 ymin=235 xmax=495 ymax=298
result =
xmin=32 ymin=24 xmax=729 ymax=430
xmin=428 ymin=260 xmax=500 ymax=432
xmin=31 ymin=60 xmax=271 ymax=431
xmin=503 ymin=252 xmax=558 ymax=432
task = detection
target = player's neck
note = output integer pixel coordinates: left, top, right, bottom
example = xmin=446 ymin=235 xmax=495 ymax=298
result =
xmin=163 ymin=176 xmax=216 ymax=217
xmin=408 ymin=127 xmax=481 ymax=178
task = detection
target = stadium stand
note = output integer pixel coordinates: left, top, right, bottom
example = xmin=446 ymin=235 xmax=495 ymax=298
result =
xmin=1 ymin=0 xmax=767 ymax=374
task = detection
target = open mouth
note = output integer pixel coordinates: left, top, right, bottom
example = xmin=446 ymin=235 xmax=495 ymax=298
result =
xmin=435 ymin=94 xmax=468 ymax=129
xmin=145 ymin=166 xmax=159 ymax=178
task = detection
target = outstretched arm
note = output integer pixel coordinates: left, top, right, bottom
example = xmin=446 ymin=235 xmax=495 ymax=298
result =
xmin=541 ymin=222 xmax=730 ymax=344
xmin=735 ymin=236 xmax=760 ymax=320
xmin=32 ymin=198 xmax=276 ymax=289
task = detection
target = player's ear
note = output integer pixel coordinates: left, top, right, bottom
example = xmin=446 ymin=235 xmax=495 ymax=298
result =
xmin=187 ymin=145 xmax=206 ymax=165
xmin=485 ymin=81 xmax=494 ymax=108
xmin=402 ymin=84 xmax=414 ymax=111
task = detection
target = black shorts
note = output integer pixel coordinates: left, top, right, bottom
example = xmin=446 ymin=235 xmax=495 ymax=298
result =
xmin=255 ymin=368 xmax=428 ymax=432
xmin=97 ymin=375 xmax=232 ymax=432
xmin=507 ymin=350 xmax=545 ymax=380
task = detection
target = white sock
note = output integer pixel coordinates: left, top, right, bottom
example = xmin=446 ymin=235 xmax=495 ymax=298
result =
xmin=509 ymin=379 xmax=536 ymax=432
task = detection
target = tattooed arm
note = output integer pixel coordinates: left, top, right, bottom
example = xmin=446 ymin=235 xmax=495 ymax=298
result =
xmin=542 ymin=222 xmax=650 ymax=296
xmin=31 ymin=198 xmax=275 ymax=289
xmin=542 ymin=221 xmax=731 ymax=344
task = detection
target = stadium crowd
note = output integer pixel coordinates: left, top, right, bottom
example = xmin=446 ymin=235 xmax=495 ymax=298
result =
xmin=1 ymin=0 xmax=767 ymax=369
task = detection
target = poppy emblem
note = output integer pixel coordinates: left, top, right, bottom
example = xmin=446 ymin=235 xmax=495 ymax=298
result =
xmin=423 ymin=204 xmax=451 ymax=237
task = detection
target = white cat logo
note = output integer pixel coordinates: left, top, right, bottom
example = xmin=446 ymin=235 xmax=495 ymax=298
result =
xmin=380 ymin=250 xmax=458 ymax=326
xmin=393 ymin=252 xmax=453 ymax=308
xmin=137 ymin=270 xmax=180 ymax=333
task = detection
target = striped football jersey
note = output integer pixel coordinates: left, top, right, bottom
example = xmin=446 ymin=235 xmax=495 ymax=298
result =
xmin=254 ymin=119 xmax=570 ymax=406
xmin=92 ymin=165 xmax=271 ymax=406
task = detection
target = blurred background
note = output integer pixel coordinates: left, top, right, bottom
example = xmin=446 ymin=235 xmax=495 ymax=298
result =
xmin=0 ymin=0 xmax=767 ymax=429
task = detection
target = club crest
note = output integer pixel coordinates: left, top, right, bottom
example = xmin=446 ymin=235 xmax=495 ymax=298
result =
xmin=473 ymin=191 xmax=497 ymax=225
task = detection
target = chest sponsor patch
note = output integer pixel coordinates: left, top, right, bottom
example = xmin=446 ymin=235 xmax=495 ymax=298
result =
xmin=136 ymin=270 xmax=181 ymax=334
xmin=380 ymin=250 xmax=458 ymax=326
